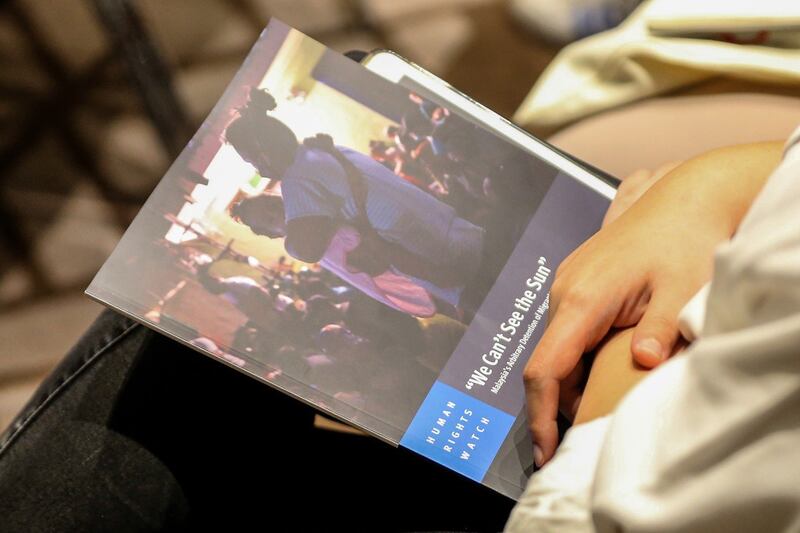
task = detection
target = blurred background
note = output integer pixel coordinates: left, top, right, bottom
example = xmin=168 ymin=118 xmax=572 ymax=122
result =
xmin=0 ymin=0 xmax=565 ymax=431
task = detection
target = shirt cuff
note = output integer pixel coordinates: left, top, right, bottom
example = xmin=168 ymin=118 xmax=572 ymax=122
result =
xmin=678 ymin=282 xmax=711 ymax=341
xmin=505 ymin=417 xmax=611 ymax=533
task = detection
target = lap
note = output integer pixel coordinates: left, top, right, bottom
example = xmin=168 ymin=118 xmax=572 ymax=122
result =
xmin=0 ymin=310 xmax=513 ymax=531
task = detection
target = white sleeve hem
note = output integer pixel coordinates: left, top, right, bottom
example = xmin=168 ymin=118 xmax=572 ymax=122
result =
xmin=505 ymin=417 xmax=611 ymax=533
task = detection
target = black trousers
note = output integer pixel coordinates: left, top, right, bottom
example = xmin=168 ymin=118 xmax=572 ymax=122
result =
xmin=0 ymin=310 xmax=513 ymax=532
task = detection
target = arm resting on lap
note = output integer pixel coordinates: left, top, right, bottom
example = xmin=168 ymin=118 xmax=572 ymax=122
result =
xmin=574 ymin=328 xmax=649 ymax=425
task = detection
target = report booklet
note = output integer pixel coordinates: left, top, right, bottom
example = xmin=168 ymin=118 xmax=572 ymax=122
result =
xmin=87 ymin=19 xmax=614 ymax=500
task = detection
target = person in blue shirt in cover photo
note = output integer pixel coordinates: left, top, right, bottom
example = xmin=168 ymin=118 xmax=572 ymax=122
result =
xmin=225 ymin=88 xmax=486 ymax=318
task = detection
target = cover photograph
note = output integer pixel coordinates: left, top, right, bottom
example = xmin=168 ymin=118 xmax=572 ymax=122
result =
xmin=87 ymin=19 xmax=612 ymax=500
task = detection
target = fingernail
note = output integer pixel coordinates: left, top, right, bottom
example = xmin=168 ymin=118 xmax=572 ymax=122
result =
xmin=636 ymin=338 xmax=664 ymax=361
xmin=533 ymin=445 xmax=544 ymax=468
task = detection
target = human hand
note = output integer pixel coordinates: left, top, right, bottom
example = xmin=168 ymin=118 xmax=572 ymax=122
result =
xmin=523 ymin=142 xmax=782 ymax=466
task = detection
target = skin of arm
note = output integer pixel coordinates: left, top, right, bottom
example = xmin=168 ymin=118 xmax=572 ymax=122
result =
xmin=525 ymin=141 xmax=783 ymax=466
xmin=573 ymin=328 xmax=649 ymax=425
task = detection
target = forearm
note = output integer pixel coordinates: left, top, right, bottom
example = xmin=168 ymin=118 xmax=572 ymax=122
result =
xmin=620 ymin=142 xmax=783 ymax=238
xmin=574 ymin=328 xmax=649 ymax=425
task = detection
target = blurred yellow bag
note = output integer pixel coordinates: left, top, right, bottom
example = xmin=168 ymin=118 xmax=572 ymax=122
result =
xmin=513 ymin=0 xmax=800 ymax=129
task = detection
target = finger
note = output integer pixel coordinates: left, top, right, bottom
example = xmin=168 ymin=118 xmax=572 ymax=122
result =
xmin=626 ymin=161 xmax=679 ymax=194
xmin=604 ymin=162 xmax=681 ymax=228
xmin=652 ymin=160 xmax=681 ymax=181
xmin=524 ymin=371 xmax=559 ymax=468
xmin=524 ymin=309 xmax=599 ymax=466
xmin=620 ymin=168 xmax=651 ymax=186
xmin=630 ymin=289 xmax=687 ymax=368
xmin=603 ymin=169 xmax=650 ymax=227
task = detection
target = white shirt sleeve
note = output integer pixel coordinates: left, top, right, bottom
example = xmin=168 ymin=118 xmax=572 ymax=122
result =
xmin=677 ymin=282 xmax=710 ymax=342
xmin=505 ymin=417 xmax=610 ymax=533
xmin=507 ymin=126 xmax=800 ymax=533
xmin=591 ymin=126 xmax=800 ymax=532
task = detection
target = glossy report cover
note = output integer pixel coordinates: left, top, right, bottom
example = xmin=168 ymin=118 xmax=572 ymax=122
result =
xmin=87 ymin=19 xmax=611 ymax=500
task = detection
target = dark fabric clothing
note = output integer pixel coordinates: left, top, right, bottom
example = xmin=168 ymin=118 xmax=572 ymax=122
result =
xmin=0 ymin=310 xmax=513 ymax=532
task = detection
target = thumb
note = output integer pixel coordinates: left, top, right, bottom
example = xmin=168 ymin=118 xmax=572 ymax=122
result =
xmin=631 ymin=291 xmax=686 ymax=368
